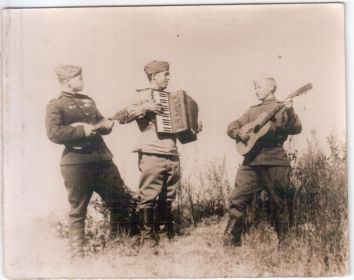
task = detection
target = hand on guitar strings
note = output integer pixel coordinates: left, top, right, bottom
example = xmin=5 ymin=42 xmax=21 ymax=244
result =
xmin=238 ymin=127 xmax=251 ymax=141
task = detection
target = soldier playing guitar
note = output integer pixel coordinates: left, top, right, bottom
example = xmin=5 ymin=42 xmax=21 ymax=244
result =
xmin=224 ymin=74 xmax=311 ymax=248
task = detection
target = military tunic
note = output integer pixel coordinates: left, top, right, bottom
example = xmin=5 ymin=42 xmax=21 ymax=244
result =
xmin=226 ymin=97 xmax=302 ymax=235
xmin=46 ymin=92 xmax=113 ymax=164
xmin=116 ymin=89 xmax=181 ymax=210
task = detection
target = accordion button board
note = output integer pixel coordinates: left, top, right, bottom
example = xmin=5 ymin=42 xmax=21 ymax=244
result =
xmin=152 ymin=89 xmax=199 ymax=144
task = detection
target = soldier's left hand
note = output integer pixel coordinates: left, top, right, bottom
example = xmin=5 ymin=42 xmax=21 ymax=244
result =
xmin=284 ymin=99 xmax=294 ymax=110
xmin=101 ymin=119 xmax=115 ymax=129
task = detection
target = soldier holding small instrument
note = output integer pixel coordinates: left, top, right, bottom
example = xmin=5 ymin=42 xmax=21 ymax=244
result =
xmin=46 ymin=65 xmax=133 ymax=258
xmin=115 ymin=60 xmax=202 ymax=246
xmin=224 ymin=75 xmax=304 ymax=247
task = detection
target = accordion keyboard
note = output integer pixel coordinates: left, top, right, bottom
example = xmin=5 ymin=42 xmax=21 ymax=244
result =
xmin=151 ymin=89 xmax=198 ymax=143
xmin=153 ymin=91 xmax=173 ymax=133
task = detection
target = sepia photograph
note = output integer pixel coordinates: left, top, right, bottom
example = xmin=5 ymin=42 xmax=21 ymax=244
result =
xmin=1 ymin=3 xmax=348 ymax=278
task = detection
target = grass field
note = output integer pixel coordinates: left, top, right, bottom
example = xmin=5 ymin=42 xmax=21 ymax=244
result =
xmin=3 ymin=135 xmax=348 ymax=278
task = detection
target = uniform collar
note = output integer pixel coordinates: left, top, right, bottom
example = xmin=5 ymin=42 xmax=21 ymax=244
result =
xmin=60 ymin=91 xmax=87 ymax=98
xmin=262 ymin=96 xmax=277 ymax=105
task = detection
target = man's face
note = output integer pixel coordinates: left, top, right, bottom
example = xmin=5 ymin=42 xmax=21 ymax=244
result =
xmin=254 ymin=79 xmax=274 ymax=101
xmin=153 ymin=71 xmax=170 ymax=90
xmin=68 ymin=74 xmax=84 ymax=92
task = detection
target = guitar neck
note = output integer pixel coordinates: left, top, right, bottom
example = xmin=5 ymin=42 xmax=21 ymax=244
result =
xmin=258 ymin=103 xmax=285 ymax=127
xmin=257 ymin=83 xmax=312 ymax=129
xmin=110 ymin=109 xmax=128 ymax=122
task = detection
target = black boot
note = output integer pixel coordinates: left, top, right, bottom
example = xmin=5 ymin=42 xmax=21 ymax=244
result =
xmin=165 ymin=202 xmax=175 ymax=239
xmin=69 ymin=226 xmax=85 ymax=259
xmin=156 ymin=201 xmax=175 ymax=239
xmin=110 ymin=209 xmax=132 ymax=238
xmin=139 ymin=208 xmax=159 ymax=247
xmin=223 ymin=215 xmax=242 ymax=247
xmin=272 ymin=207 xmax=290 ymax=249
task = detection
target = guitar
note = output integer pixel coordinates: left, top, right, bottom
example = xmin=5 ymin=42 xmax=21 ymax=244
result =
xmin=236 ymin=83 xmax=313 ymax=156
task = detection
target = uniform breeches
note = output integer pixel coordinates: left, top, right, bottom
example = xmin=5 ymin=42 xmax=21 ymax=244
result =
xmin=229 ymin=165 xmax=292 ymax=230
xmin=138 ymin=153 xmax=181 ymax=209
xmin=61 ymin=160 xmax=131 ymax=236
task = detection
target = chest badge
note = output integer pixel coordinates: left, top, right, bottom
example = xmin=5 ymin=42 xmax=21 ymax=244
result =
xmin=82 ymin=99 xmax=93 ymax=107
xmin=68 ymin=102 xmax=77 ymax=110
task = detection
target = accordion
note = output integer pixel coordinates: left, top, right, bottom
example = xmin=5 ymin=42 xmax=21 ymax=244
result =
xmin=151 ymin=89 xmax=199 ymax=144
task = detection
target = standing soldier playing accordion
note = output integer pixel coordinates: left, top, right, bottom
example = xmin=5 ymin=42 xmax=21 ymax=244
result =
xmin=114 ymin=60 xmax=202 ymax=247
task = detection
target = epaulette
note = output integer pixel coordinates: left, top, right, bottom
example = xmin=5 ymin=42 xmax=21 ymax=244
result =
xmin=75 ymin=93 xmax=90 ymax=99
xmin=136 ymin=88 xmax=151 ymax=92
xmin=60 ymin=92 xmax=74 ymax=98
xmin=49 ymin=97 xmax=60 ymax=102
xmin=250 ymin=103 xmax=262 ymax=108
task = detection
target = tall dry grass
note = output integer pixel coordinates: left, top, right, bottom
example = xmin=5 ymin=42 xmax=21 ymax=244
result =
xmin=54 ymin=133 xmax=348 ymax=276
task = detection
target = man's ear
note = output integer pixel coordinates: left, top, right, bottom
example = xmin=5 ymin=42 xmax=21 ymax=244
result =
xmin=62 ymin=79 xmax=71 ymax=89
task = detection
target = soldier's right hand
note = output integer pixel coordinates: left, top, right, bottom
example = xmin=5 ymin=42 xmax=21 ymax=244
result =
xmin=83 ymin=124 xmax=96 ymax=137
xmin=238 ymin=127 xmax=250 ymax=141
xmin=144 ymin=100 xmax=164 ymax=115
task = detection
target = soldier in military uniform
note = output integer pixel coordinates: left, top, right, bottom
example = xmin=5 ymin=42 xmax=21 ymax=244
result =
xmin=224 ymin=75 xmax=302 ymax=247
xmin=113 ymin=61 xmax=201 ymax=246
xmin=46 ymin=65 xmax=132 ymax=258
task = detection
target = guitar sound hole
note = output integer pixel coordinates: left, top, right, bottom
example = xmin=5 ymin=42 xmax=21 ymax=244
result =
xmin=254 ymin=125 xmax=260 ymax=133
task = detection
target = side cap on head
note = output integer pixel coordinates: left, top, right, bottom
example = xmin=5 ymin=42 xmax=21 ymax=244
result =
xmin=55 ymin=64 xmax=82 ymax=82
xmin=144 ymin=60 xmax=169 ymax=75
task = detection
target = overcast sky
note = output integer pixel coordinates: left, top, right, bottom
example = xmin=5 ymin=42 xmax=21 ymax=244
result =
xmin=2 ymin=4 xmax=345 ymax=220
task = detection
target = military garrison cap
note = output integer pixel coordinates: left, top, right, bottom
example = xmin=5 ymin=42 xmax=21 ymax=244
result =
xmin=55 ymin=64 xmax=82 ymax=83
xmin=144 ymin=60 xmax=169 ymax=75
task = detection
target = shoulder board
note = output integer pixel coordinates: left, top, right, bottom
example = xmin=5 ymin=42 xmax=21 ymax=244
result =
xmin=49 ymin=97 xmax=60 ymax=103
xmin=250 ymin=103 xmax=262 ymax=108
xmin=60 ymin=93 xmax=74 ymax=98
xmin=75 ymin=93 xmax=90 ymax=99
xmin=136 ymin=88 xmax=152 ymax=93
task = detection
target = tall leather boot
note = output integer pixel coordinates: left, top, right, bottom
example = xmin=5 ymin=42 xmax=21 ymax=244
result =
xmin=274 ymin=212 xmax=290 ymax=250
xmin=223 ymin=215 xmax=243 ymax=247
xmin=139 ymin=208 xmax=159 ymax=247
xmin=155 ymin=201 xmax=175 ymax=239
xmin=69 ymin=226 xmax=85 ymax=259
xmin=165 ymin=202 xmax=175 ymax=239
xmin=110 ymin=209 xmax=131 ymax=238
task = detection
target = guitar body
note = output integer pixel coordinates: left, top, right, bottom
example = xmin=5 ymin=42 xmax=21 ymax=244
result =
xmin=236 ymin=112 xmax=271 ymax=156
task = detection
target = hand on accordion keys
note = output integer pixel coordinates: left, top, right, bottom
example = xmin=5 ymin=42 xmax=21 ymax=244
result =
xmin=144 ymin=100 xmax=164 ymax=115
